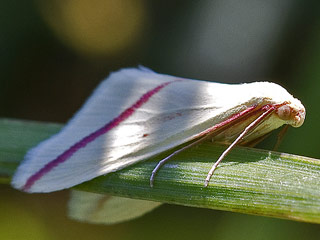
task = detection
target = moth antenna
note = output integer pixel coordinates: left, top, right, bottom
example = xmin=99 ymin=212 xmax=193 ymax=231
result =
xmin=150 ymin=135 xmax=208 ymax=187
xmin=204 ymin=106 xmax=276 ymax=187
xmin=273 ymin=125 xmax=289 ymax=151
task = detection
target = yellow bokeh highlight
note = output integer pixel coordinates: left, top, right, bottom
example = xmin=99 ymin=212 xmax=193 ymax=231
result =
xmin=0 ymin=196 xmax=49 ymax=240
xmin=37 ymin=0 xmax=147 ymax=56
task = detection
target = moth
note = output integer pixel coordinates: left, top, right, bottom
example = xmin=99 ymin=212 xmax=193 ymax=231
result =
xmin=11 ymin=67 xmax=305 ymax=224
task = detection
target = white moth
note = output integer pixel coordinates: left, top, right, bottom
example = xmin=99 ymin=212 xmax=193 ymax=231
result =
xmin=12 ymin=67 xmax=305 ymax=192
xmin=11 ymin=67 xmax=305 ymax=223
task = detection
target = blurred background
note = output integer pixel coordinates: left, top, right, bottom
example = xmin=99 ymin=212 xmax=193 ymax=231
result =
xmin=1 ymin=0 xmax=320 ymax=239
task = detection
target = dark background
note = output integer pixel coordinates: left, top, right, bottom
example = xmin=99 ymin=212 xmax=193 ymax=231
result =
xmin=1 ymin=1 xmax=320 ymax=239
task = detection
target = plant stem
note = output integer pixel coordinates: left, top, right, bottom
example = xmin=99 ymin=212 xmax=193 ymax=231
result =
xmin=1 ymin=118 xmax=320 ymax=223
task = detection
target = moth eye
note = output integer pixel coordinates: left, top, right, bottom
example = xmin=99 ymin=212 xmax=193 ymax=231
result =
xmin=277 ymin=105 xmax=292 ymax=121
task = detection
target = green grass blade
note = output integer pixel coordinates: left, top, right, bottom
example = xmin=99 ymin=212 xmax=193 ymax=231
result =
xmin=1 ymin=118 xmax=320 ymax=223
xmin=0 ymin=118 xmax=62 ymax=183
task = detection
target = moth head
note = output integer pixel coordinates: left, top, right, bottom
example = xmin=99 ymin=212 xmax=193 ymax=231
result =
xmin=249 ymin=82 xmax=305 ymax=128
xmin=276 ymin=100 xmax=305 ymax=128
xmin=258 ymin=82 xmax=306 ymax=128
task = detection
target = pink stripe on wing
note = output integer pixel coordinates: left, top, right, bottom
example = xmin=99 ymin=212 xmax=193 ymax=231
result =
xmin=23 ymin=80 xmax=177 ymax=191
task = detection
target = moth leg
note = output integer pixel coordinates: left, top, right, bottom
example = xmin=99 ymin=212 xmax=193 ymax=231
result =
xmin=243 ymin=132 xmax=272 ymax=148
xmin=273 ymin=124 xmax=289 ymax=151
xmin=150 ymin=135 xmax=208 ymax=187
xmin=204 ymin=106 xmax=276 ymax=187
